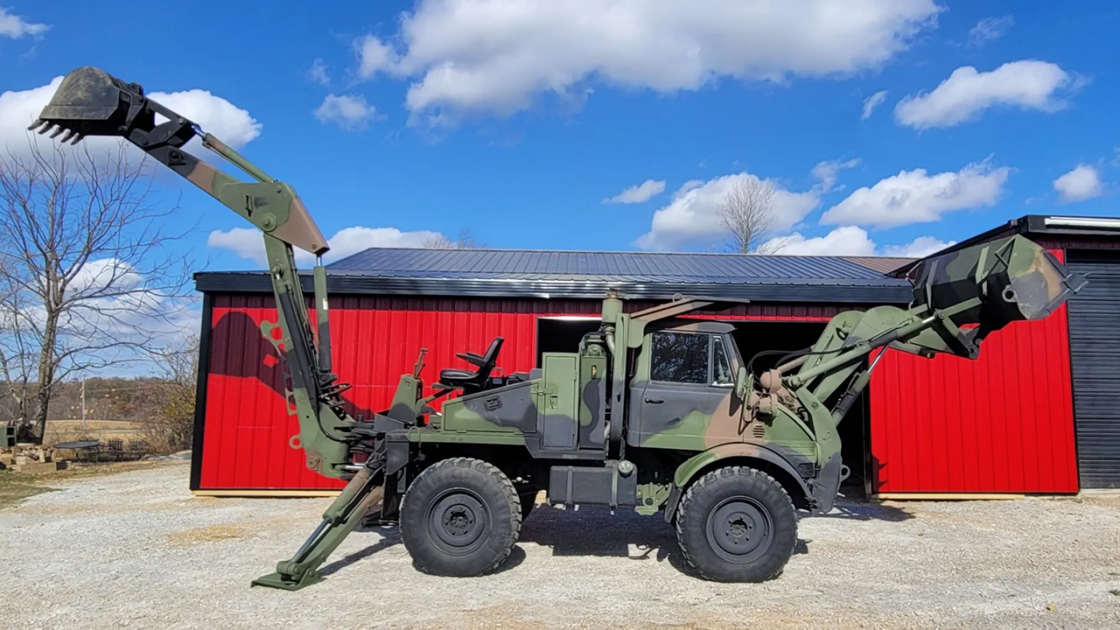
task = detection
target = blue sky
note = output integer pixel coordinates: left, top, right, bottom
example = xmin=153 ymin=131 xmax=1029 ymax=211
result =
xmin=2 ymin=0 xmax=1118 ymax=272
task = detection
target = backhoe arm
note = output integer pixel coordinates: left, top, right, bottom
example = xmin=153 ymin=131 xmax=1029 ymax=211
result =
xmin=31 ymin=66 xmax=354 ymax=476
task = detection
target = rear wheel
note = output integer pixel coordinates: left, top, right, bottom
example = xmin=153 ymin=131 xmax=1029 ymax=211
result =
xmin=400 ymin=457 xmax=521 ymax=576
xmin=675 ymin=466 xmax=797 ymax=582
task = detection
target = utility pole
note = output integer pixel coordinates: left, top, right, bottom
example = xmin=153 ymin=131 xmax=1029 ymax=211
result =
xmin=81 ymin=379 xmax=87 ymax=435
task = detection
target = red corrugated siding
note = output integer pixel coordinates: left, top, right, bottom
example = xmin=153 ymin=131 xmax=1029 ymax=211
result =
xmin=870 ymin=251 xmax=1079 ymax=494
xmin=198 ymin=297 xmax=849 ymax=490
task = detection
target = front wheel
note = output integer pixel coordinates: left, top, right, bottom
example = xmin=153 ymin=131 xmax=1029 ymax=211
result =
xmin=675 ymin=466 xmax=798 ymax=582
xmin=400 ymin=457 xmax=521 ymax=576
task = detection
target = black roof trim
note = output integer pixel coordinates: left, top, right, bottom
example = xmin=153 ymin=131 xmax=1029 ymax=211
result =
xmin=891 ymin=214 xmax=1120 ymax=276
xmin=193 ymin=271 xmax=913 ymax=304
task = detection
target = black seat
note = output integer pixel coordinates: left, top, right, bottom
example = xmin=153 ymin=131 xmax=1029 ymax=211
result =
xmin=439 ymin=337 xmax=504 ymax=392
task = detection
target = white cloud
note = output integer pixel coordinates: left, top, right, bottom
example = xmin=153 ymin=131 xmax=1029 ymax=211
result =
xmin=635 ymin=171 xmax=820 ymax=250
xmin=355 ymin=0 xmax=942 ymax=124
xmin=1053 ymin=164 xmax=1103 ymax=203
xmin=314 ymin=94 xmax=381 ymax=131
xmin=604 ymin=179 xmax=665 ymax=204
xmin=763 ymin=228 xmax=954 ymax=258
xmin=895 ymin=60 xmax=1081 ymax=129
xmin=0 ymin=7 xmax=48 ymax=38
xmin=307 ymin=58 xmax=331 ymax=86
xmin=881 ymin=236 xmax=955 ymax=258
xmin=763 ymin=226 xmax=876 ymax=256
xmin=812 ymin=158 xmax=860 ymax=193
xmin=149 ymin=88 xmax=261 ymax=151
xmin=0 ymin=77 xmax=260 ymax=163
xmin=821 ymin=159 xmax=1010 ymax=228
xmin=68 ymin=258 xmax=144 ymax=296
xmin=208 ymin=225 xmax=447 ymax=265
xmin=861 ymin=90 xmax=888 ymax=120
xmin=968 ymin=16 xmax=1013 ymax=47
xmin=356 ymin=34 xmax=401 ymax=78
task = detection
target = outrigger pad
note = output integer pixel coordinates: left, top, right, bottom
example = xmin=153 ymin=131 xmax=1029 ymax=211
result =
xmin=251 ymin=569 xmax=323 ymax=591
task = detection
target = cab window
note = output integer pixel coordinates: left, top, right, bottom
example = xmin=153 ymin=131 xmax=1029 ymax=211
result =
xmin=650 ymin=332 xmax=709 ymax=384
xmin=712 ymin=335 xmax=732 ymax=385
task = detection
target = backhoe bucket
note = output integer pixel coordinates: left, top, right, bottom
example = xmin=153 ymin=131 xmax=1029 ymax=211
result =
xmin=27 ymin=66 xmax=147 ymax=143
xmin=911 ymin=235 xmax=1087 ymax=333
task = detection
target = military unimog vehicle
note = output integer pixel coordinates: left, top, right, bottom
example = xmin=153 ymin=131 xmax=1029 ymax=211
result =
xmin=31 ymin=67 xmax=1086 ymax=591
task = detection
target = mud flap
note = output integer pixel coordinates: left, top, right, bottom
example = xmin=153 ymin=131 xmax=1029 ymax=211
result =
xmin=809 ymin=450 xmax=843 ymax=514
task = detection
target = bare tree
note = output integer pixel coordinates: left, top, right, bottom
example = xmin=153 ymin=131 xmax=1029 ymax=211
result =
xmin=0 ymin=140 xmax=193 ymax=443
xmin=140 ymin=334 xmax=199 ymax=453
xmin=718 ymin=178 xmax=778 ymax=254
xmin=422 ymin=228 xmax=486 ymax=249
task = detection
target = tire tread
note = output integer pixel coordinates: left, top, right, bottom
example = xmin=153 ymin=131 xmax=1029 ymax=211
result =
xmin=675 ymin=465 xmax=797 ymax=582
xmin=400 ymin=457 xmax=522 ymax=576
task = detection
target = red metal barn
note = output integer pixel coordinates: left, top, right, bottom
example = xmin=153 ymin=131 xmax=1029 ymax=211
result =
xmin=190 ymin=215 xmax=1120 ymax=496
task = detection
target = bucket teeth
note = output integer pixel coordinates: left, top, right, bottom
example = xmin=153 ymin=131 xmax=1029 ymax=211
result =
xmin=26 ymin=118 xmax=85 ymax=145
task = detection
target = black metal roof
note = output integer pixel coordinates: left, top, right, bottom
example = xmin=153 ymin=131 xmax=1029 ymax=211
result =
xmin=196 ymin=247 xmax=915 ymax=304
xmin=891 ymin=214 xmax=1120 ymax=276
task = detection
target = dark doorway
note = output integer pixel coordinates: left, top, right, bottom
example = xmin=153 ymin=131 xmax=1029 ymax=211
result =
xmin=731 ymin=321 xmax=871 ymax=499
xmin=537 ymin=317 xmax=600 ymax=365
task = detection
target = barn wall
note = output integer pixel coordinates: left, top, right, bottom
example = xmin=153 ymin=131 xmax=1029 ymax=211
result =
xmin=195 ymin=295 xmax=848 ymax=491
xmin=869 ymin=250 xmax=1079 ymax=494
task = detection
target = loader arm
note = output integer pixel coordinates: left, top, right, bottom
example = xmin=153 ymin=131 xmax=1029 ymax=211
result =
xmin=30 ymin=67 xmax=354 ymax=476
xmin=741 ymin=235 xmax=1086 ymax=512
xmin=782 ymin=235 xmax=1087 ymax=419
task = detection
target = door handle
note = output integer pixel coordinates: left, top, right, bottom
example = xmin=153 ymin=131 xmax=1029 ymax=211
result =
xmin=644 ymin=398 xmax=664 ymax=404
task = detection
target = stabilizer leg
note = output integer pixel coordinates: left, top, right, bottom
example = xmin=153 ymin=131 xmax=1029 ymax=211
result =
xmin=252 ymin=465 xmax=385 ymax=591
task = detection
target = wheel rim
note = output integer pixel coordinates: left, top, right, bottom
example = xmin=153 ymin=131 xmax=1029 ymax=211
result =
xmin=705 ymin=496 xmax=773 ymax=564
xmin=426 ymin=489 xmax=490 ymax=556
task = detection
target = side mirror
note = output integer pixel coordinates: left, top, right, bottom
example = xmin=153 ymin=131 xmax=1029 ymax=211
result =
xmin=734 ymin=366 xmax=749 ymax=400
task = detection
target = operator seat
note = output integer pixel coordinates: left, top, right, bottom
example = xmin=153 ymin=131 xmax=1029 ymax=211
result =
xmin=438 ymin=337 xmax=504 ymax=393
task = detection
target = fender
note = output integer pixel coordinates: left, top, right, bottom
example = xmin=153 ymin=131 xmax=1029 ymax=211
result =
xmin=664 ymin=442 xmax=812 ymax=522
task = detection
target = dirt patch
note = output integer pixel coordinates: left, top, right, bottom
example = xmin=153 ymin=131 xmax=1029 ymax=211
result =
xmin=168 ymin=523 xmax=250 ymax=545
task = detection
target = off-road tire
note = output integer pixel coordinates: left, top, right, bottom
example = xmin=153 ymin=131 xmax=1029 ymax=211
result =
xmin=675 ymin=466 xmax=797 ymax=582
xmin=401 ymin=457 xmax=522 ymax=576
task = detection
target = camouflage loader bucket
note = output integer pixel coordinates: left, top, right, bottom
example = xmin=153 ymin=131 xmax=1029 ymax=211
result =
xmin=911 ymin=235 xmax=1088 ymax=333
xmin=28 ymin=66 xmax=151 ymax=142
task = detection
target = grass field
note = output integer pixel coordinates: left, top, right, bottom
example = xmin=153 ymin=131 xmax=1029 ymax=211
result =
xmin=42 ymin=419 xmax=146 ymax=446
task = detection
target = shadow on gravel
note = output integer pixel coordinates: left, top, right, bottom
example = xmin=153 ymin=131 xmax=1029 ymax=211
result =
xmin=518 ymin=503 xmax=812 ymax=578
xmin=317 ymin=504 xmax=820 ymax=580
xmin=814 ymin=498 xmax=914 ymax=522
xmin=318 ymin=525 xmax=401 ymax=578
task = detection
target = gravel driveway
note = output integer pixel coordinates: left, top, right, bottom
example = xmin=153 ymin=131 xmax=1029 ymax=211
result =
xmin=1 ymin=462 xmax=1117 ymax=629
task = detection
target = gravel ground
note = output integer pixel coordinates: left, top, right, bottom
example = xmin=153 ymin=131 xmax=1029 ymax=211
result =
xmin=1 ymin=462 xmax=1118 ymax=630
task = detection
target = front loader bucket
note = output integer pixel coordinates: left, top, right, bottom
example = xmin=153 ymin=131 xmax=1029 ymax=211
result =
xmin=28 ymin=66 xmax=150 ymax=143
xmin=911 ymin=235 xmax=1087 ymax=333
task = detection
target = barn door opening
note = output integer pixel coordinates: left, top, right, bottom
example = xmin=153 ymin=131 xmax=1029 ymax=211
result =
xmin=536 ymin=317 xmax=600 ymax=366
xmin=732 ymin=321 xmax=872 ymax=499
